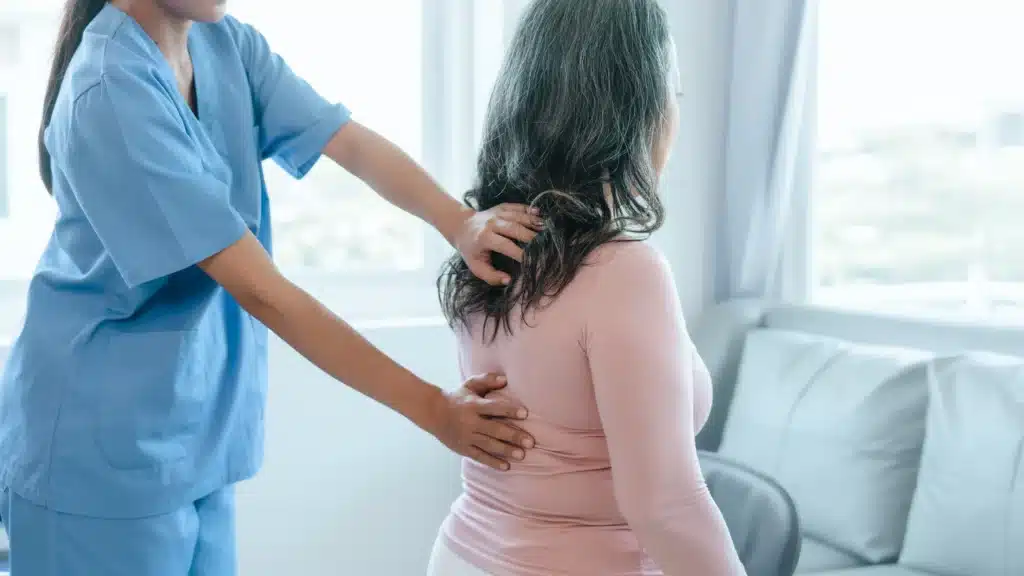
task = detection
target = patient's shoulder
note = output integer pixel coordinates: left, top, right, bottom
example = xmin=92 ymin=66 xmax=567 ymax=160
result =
xmin=576 ymin=240 xmax=685 ymax=337
xmin=569 ymin=240 xmax=679 ymax=312
xmin=582 ymin=240 xmax=674 ymax=289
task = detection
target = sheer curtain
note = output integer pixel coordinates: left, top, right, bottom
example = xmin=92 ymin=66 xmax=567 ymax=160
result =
xmin=715 ymin=0 xmax=817 ymax=302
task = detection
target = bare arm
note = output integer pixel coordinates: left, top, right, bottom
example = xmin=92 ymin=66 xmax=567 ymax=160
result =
xmin=323 ymin=122 xmax=468 ymax=246
xmin=199 ymin=232 xmax=533 ymax=469
xmin=323 ymin=122 xmax=543 ymax=285
xmin=586 ymin=244 xmax=746 ymax=576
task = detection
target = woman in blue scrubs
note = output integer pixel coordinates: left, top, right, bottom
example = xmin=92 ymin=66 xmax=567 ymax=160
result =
xmin=0 ymin=1 xmax=540 ymax=574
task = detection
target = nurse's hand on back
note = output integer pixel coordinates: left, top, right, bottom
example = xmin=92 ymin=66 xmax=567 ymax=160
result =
xmin=0 ymin=0 xmax=537 ymax=574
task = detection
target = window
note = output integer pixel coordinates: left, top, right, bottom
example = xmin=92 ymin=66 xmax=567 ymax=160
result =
xmin=0 ymin=93 xmax=7 ymax=219
xmin=231 ymin=1 xmax=428 ymax=276
xmin=0 ymin=6 xmax=58 ymax=280
xmin=812 ymin=0 xmax=1024 ymax=321
xmin=0 ymin=2 xmax=515 ymax=323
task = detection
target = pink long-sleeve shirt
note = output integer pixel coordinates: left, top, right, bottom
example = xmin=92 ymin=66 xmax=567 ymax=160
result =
xmin=440 ymin=241 xmax=746 ymax=576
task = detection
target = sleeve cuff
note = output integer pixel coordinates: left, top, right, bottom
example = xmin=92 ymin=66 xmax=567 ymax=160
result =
xmin=118 ymin=208 xmax=250 ymax=290
xmin=273 ymin=103 xmax=352 ymax=179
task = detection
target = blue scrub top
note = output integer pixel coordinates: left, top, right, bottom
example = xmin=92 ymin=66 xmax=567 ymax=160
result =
xmin=0 ymin=4 xmax=350 ymax=519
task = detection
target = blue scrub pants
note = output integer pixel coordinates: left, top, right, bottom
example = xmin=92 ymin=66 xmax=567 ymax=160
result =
xmin=0 ymin=485 xmax=236 ymax=576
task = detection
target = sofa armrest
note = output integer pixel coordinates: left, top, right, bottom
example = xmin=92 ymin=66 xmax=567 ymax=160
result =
xmin=691 ymin=299 xmax=766 ymax=451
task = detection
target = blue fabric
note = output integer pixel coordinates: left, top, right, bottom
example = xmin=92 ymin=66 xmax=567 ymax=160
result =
xmin=0 ymin=3 xmax=350 ymax=519
xmin=2 ymin=483 xmax=236 ymax=576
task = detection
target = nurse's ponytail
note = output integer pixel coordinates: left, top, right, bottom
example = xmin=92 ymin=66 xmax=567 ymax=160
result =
xmin=39 ymin=0 xmax=107 ymax=194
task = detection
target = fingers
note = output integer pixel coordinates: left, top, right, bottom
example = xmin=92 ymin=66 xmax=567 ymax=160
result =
xmin=486 ymin=234 xmax=525 ymax=263
xmin=484 ymin=204 xmax=543 ymax=260
xmin=467 ymin=260 xmax=511 ymax=286
xmin=462 ymin=373 xmax=508 ymax=396
xmin=479 ymin=419 xmax=535 ymax=449
xmin=498 ymin=204 xmax=545 ymax=230
xmin=498 ymin=202 xmax=541 ymax=218
xmin=466 ymin=446 xmax=510 ymax=471
xmin=493 ymin=219 xmax=538 ymax=244
xmin=475 ymin=397 xmax=529 ymax=420
xmin=447 ymin=385 xmax=534 ymax=471
xmin=474 ymin=433 xmax=526 ymax=463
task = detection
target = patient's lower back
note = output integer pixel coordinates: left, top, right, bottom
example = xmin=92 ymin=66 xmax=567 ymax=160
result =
xmin=441 ymin=241 xmax=711 ymax=575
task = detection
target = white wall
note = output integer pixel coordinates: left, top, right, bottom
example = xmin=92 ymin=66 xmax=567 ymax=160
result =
xmin=235 ymin=324 xmax=465 ymax=575
xmin=0 ymin=1 xmax=735 ymax=573
xmin=235 ymin=2 xmax=735 ymax=574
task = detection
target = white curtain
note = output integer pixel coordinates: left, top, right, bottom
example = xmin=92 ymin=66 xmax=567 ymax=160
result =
xmin=715 ymin=0 xmax=818 ymax=302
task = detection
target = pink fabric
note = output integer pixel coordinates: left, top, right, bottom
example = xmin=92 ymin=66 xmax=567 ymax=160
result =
xmin=440 ymin=241 xmax=746 ymax=576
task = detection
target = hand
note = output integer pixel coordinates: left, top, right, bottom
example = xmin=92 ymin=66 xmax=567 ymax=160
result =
xmin=452 ymin=204 xmax=545 ymax=285
xmin=430 ymin=374 xmax=536 ymax=470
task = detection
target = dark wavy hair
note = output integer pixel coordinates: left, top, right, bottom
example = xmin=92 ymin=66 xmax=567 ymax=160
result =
xmin=439 ymin=0 xmax=676 ymax=340
xmin=39 ymin=0 xmax=108 ymax=194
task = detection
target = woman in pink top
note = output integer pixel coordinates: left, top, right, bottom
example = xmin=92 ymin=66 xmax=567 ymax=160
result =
xmin=427 ymin=0 xmax=747 ymax=574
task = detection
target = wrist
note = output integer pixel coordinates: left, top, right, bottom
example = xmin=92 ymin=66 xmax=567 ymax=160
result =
xmin=437 ymin=203 xmax=473 ymax=247
xmin=403 ymin=379 xmax=448 ymax=437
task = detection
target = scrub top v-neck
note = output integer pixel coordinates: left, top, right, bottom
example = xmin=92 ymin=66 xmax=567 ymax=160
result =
xmin=0 ymin=3 xmax=350 ymax=519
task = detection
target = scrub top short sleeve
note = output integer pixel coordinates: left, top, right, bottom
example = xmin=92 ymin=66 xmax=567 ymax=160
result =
xmin=225 ymin=17 xmax=352 ymax=178
xmin=59 ymin=68 xmax=250 ymax=289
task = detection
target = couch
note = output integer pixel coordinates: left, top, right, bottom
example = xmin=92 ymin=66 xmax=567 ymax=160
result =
xmin=691 ymin=301 xmax=1024 ymax=576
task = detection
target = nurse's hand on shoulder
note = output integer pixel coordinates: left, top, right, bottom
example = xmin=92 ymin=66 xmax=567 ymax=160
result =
xmin=432 ymin=373 xmax=535 ymax=471
xmin=453 ymin=204 xmax=545 ymax=286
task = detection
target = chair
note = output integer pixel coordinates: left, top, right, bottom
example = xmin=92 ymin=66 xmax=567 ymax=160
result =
xmin=699 ymin=450 xmax=801 ymax=576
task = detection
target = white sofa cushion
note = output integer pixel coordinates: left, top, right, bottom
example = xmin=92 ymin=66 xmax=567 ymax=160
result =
xmin=899 ymin=352 xmax=1024 ymax=576
xmin=796 ymin=536 xmax=864 ymax=573
xmin=719 ymin=329 xmax=931 ymax=564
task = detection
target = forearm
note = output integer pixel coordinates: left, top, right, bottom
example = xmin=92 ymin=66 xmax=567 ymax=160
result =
xmin=607 ymin=419 xmax=746 ymax=575
xmin=242 ymin=276 xmax=444 ymax=431
xmin=200 ymin=233 xmax=534 ymax=471
xmin=324 ymin=122 xmax=467 ymax=245
xmin=602 ymin=385 xmax=746 ymax=575
xmin=201 ymin=233 xmax=445 ymax=432
xmin=625 ymin=492 xmax=746 ymax=576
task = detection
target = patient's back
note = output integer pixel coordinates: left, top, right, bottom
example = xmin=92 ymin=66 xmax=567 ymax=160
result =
xmin=439 ymin=241 xmax=713 ymax=576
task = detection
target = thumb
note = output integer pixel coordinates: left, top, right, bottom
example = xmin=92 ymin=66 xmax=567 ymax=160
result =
xmin=463 ymin=373 xmax=508 ymax=396
xmin=468 ymin=259 xmax=511 ymax=287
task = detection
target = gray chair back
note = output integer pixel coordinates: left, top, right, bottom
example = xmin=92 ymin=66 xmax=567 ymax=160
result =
xmin=699 ymin=450 xmax=801 ymax=576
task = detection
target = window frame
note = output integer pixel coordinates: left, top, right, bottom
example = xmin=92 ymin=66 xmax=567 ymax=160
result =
xmin=0 ymin=92 xmax=7 ymax=220
xmin=0 ymin=9 xmax=39 ymax=333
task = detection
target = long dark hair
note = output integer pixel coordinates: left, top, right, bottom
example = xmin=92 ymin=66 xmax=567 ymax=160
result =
xmin=438 ymin=0 xmax=674 ymax=340
xmin=39 ymin=0 xmax=107 ymax=194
